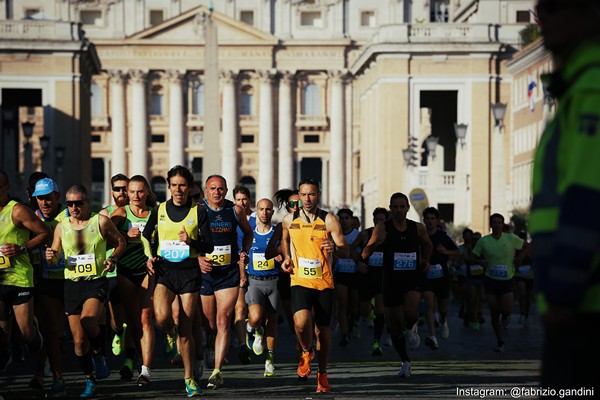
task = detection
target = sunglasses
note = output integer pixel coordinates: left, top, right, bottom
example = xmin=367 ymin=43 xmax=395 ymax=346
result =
xmin=191 ymin=193 xmax=202 ymax=200
xmin=287 ymin=200 xmax=302 ymax=209
xmin=66 ymin=200 xmax=85 ymax=208
xmin=112 ymin=186 xmax=127 ymax=192
xmin=36 ymin=194 xmax=54 ymax=201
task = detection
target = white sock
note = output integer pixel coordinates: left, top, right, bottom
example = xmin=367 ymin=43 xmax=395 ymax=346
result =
xmin=141 ymin=365 xmax=150 ymax=376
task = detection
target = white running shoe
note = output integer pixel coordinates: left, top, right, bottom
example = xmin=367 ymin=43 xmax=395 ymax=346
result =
xmin=441 ymin=320 xmax=449 ymax=339
xmin=397 ymin=361 xmax=411 ymax=378
xmin=252 ymin=327 xmax=264 ymax=356
xmin=425 ymin=335 xmax=439 ymax=350
xmin=406 ymin=324 xmax=420 ymax=349
xmin=264 ymin=358 xmax=275 ymax=377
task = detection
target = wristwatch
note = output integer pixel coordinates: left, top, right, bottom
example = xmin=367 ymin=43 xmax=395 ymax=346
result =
xmin=19 ymin=245 xmax=28 ymax=255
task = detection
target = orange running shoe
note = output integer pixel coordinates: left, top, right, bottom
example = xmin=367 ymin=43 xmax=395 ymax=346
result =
xmin=316 ymin=371 xmax=331 ymax=393
xmin=297 ymin=349 xmax=314 ymax=380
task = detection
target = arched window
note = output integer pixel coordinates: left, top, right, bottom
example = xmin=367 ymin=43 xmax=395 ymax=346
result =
xmin=302 ymin=83 xmax=320 ymax=115
xmin=240 ymin=85 xmax=254 ymax=116
xmin=192 ymin=82 xmax=204 ymax=116
xmin=91 ymin=83 xmax=102 ymax=117
xmin=151 ymin=85 xmax=165 ymax=116
xmin=151 ymin=176 xmax=167 ymax=203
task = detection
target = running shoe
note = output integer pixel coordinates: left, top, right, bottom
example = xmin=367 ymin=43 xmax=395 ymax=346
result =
xmin=471 ymin=322 xmax=481 ymax=331
xmin=406 ymin=325 xmax=420 ymax=349
xmin=440 ymin=320 xmax=449 ymax=339
xmin=119 ymin=357 xmax=133 ymax=380
xmin=339 ymin=335 xmax=349 ymax=348
xmin=29 ymin=376 xmax=44 ymax=390
xmin=502 ymin=315 xmax=511 ymax=329
xmin=93 ymin=354 xmax=110 ymax=380
xmin=352 ymin=324 xmax=361 ymax=339
xmin=185 ymin=378 xmax=201 ymax=397
xmin=425 ymin=335 xmax=439 ymax=350
xmin=112 ymin=323 xmax=127 ymax=356
xmin=397 ymin=361 xmax=411 ymax=378
xmin=316 ymin=371 xmax=331 ymax=393
xmin=297 ymin=349 xmax=314 ymax=380
xmin=371 ymin=340 xmax=383 ymax=356
xmin=171 ymin=352 xmax=184 ymax=368
xmin=264 ymin=358 xmax=275 ymax=377
xmin=80 ymin=377 xmax=96 ymax=398
xmin=207 ymin=369 xmax=223 ymax=389
xmin=47 ymin=377 xmax=67 ymax=398
xmin=165 ymin=326 xmax=178 ymax=359
xmin=252 ymin=327 xmax=264 ymax=356
xmin=137 ymin=372 xmax=151 ymax=387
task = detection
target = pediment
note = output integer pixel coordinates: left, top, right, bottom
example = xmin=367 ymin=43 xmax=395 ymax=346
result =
xmin=126 ymin=5 xmax=278 ymax=46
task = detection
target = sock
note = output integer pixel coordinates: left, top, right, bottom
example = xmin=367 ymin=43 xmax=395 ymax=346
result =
xmin=77 ymin=351 xmax=95 ymax=376
xmin=391 ymin=334 xmax=410 ymax=362
xmin=374 ymin=313 xmax=384 ymax=342
xmin=267 ymin=350 xmax=274 ymax=361
xmin=141 ymin=365 xmax=150 ymax=376
xmin=246 ymin=321 xmax=254 ymax=333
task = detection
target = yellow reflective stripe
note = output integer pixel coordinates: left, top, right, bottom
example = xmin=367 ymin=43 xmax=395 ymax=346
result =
xmin=529 ymin=208 xmax=559 ymax=234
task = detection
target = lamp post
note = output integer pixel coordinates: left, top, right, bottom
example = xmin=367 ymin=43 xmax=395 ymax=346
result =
xmin=21 ymin=121 xmax=35 ymax=185
xmin=491 ymin=103 xmax=507 ymax=130
xmin=454 ymin=123 xmax=468 ymax=148
xmin=39 ymin=136 xmax=50 ymax=171
xmin=426 ymin=136 xmax=439 ymax=160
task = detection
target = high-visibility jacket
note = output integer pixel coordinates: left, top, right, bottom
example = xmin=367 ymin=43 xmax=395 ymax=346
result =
xmin=530 ymin=41 xmax=600 ymax=314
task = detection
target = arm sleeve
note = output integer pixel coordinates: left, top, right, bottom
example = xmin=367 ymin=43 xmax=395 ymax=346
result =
xmin=141 ymin=210 xmax=158 ymax=258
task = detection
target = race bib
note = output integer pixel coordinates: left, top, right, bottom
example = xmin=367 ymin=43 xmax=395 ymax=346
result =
xmin=469 ymin=264 xmax=484 ymax=276
xmin=368 ymin=251 xmax=384 ymax=267
xmin=297 ymin=257 xmax=323 ymax=279
xmin=517 ymin=264 xmax=533 ymax=278
xmin=488 ymin=264 xmax=509 ymax=279
xmin=252 ymin=253 xmax=275 ymax=271
xmin=207 ymin=245 xmax=232 ymax=266
xmin=0 ymin=250 xmax=11 ymax=269
xmin=393 ymin=252 xmax=417 ymax=271
xmin=160 ymin=240 xmax=190 ymax=263
xmin=337 ymin=258 xmax=357 ymax=273
xmin=426 ymin=263 xmax=444 ymax=279
xmin=129 ymin=222 xmax=147 ymax=242
xmin=67 ymin=253 xmax=97 ymax=278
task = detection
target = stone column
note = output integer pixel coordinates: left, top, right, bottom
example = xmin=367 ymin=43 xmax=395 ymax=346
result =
xmin=167 ymin=70 xmax=185 ymax=168
xmin=109 ymin=70 xmax=127 ymax=177
xmin=257 ymin=70 xmax=275 ymax=200
xmin=278 ymin=71 xmax=294 ymax=190
xmin=129 ymin=70 xmax=148 ymax=178
xmin=328 ymin=70 xmax=346 ymax=208
xmin=221 ymin=70 xmax=238 ymax=187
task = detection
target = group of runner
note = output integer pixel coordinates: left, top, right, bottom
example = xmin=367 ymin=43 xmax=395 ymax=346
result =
xmin=0 ymin=166 xmax=533 ymax=397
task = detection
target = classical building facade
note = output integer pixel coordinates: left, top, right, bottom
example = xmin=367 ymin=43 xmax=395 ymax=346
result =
xmin=1 ymin=0 xmax=548 ymax=231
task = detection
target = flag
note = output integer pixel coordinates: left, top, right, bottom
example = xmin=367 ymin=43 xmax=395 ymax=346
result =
xmin=528 ymin=75 xmax=537 ymax=112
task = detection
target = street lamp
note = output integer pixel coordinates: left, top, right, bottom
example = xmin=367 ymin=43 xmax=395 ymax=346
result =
xmin=22 ymin=121 xmax=35 ymax=142
xmin=426 ymin=136 xmax=439 ymax=160
xmin=454 ymin=123 xmax=468 ymax=148
xmin=39 ymin=136 xmax=50 ymax=158
xmin=491 ymin=103 xmax=507 ymax=129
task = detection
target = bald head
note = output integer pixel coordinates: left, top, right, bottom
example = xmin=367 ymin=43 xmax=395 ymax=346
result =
xmin=256 ymin=198 xmax=274 ymax=225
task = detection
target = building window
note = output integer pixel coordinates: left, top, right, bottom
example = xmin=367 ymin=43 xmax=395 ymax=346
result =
xmin=151 ymin=176 xmax=167 ymax=203
xmin=150 ymin=10 xmax=164 ymax=26
xmin=151 ymin=85 xmax=165 ymax=116
xmin=90 ymin=83 xmax=102 ymax=117
xmin=360 ymin=11 xmax=376 ymax=28
xmin=430 ymin=0 xmax=449 ymax=23
xmin=239 ymin=176 xmax=256 ymax=202
xmin=24 ymin=8 xmax=41 ymax=18
xmin=302 ymin=83 xmax=320 ymax=115
xmin=304 ymin=134 xmax=320 ymax=143
xmin=240 ymin=10 xmax=254 ymax=26
xmin=241 ymin=135 xmax=254 ymax=143
xmin=301 ymin=11 xmax=323 ymax=27
xmin=516 ymin=10 xmax=530 ymax=23
xmin=240 ymin=85 xmax=254 ymax=116
xmin=192 ymin=82 xmax=204 ymax=116
xmin=80 ymin=10 xmax=103 ymax=26
xmin=151 ymin=135 xmax=165 ymax=143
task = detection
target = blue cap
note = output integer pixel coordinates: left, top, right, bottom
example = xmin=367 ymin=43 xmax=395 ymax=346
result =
xmin=32 ymin=178 xmax=59 ymax=197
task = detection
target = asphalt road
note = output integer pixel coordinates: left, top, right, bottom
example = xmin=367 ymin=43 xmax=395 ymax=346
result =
xmin=0 ymin=298 xmax=543 ymax=399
